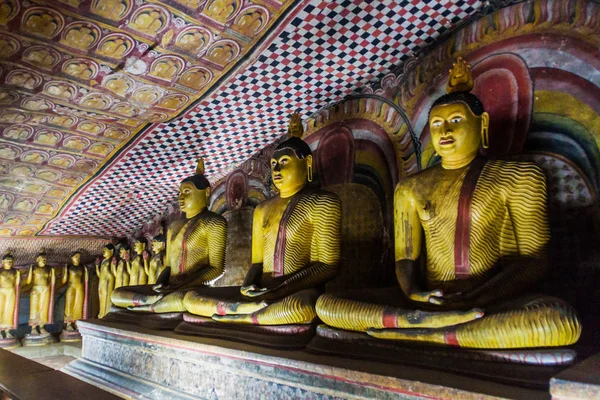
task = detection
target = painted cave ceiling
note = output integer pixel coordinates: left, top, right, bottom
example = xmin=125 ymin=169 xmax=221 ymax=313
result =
xmin=0 ymin=0 xmax=482 ymax=237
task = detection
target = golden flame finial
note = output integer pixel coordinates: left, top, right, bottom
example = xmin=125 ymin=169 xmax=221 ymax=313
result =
xmin=447 ymin=56 xmax=474 ymax=94
xmin=288 ymin=112 xmax=304 ymax=138
xmin=196 ymin=157 xmax=205 ymax=175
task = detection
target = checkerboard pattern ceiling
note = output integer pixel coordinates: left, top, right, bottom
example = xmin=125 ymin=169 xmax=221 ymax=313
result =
xmin=42 ymin=0 xmax=483 ymax=236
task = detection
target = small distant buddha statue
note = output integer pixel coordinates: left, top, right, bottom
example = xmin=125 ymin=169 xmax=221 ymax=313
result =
xmin=110 ymin=158 xmax=227 ymax=317
xmin=112 ymin=244 xmax=130 ymax=289
xmin=204 ymin=0 xmax=236 ymax=23
xmin=95 ymin=245 xmax=115 ymax=318
xmin=128 ymin=238 xmax=148 ymax=286
xmin=176 ymin=113 xmax=341 ymax=335
xmin=145 ymin=235 xmax=166 ymax=285
xmin=0 ymin=252 xmax=20 ymax=348
xmin=24 ymin=250 xmax=56 ymax=344
xmin=315 ymin=58 xmax=582 ymax=349
xmin=61 ymin=251 xmax=88 ymax=340
xmin=129 ymin=10 xmax=164 ymax=35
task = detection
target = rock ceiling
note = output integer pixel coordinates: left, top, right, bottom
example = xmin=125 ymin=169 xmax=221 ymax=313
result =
xmin=0 ymin=0 xmax=482 ymax=237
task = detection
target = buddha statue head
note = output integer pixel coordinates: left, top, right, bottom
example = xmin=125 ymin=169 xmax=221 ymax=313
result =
xmin=179 ymin=158 xmax=210 ymax=218
xmin=429 ymin=57 xmax=489 ymax=170
xmin=133 ymin=237 xmax=147 ymax=255
xmin=2 ymin=251 xmax=13 ymax=269
xmin=117 ymin=243 xmax=130 ymax=260
xmin=71 ymin=251 xmax=81 ymax=267
xmin=102 ymin=244 xmax=115 ymax=260
xmin=271 ymin=112 xmax=313 ymax=198
xmin=36 ymin=250 xmax=47 ymax=267
xmin=151 ymin=234 xmax=165 ymax=254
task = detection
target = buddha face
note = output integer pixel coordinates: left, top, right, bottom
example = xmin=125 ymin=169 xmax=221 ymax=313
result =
xmin=102 ymin=246 xmax=113 ymax=259
xmin=270 ymin=148 xmax=311 ymax=198
xmin=119 ymin=248 xmax=129 ymax=259
xmin=2 ymin=257 xmax=13 ymax=269
xmin=429 ymin=102 xmax=489 ymax=167
xmin=71 ymin=252 xmax=81 ymax=266
xmin=178 ymin=181 xmax=207 ymax=217
xmin=151 ymin=240 xmax=165 ymax=253
xmin=133 ymin=240 xmax=145 ymax=254
xmin=36 ymin=254 xmax=47 ymax=267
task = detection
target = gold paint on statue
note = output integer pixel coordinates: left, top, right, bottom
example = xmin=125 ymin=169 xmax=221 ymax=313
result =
xmin=62 ymin=252 xmax=87 ymax=331
xmin=182 ymin=114 xmax=341 ymax=326
xmin=96 ymin=245 xmax=115 ymax=318
xmin=128 ymin=239 xmax=148 ymax=286
xmin=26 ymin=251 xmax=55 ymax=334
xmin=111 ymin=158 xmax=227 ymax=311
xmin=146 ymin=236 xmax=165 ymax=284
xmin=0 ymin=252 xmax=19 ymax=339
xmin=316 ymin=59 xmax=581 ymax=349
xmin=112 ymin=246 xmax=130 ymax=289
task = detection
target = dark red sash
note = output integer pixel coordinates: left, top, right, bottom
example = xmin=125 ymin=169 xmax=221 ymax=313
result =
xmin=454 ymin=158 xmax=487 ymax=279
xmin=273 ymin=193 xmax=303 ymax=277
xmin=179 ymin=214 xmax=204 ymax=274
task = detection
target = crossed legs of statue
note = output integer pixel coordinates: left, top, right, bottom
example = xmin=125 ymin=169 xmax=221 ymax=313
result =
xmin=113 ymin=286 xmax=319 ymax=325
xmin=316 ymin=287 xmax=581 ymax=348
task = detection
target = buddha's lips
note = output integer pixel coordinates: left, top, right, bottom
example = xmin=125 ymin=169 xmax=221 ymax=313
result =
xmin=273 ymin=175 xmax=282 ymax=181
xmin=439 ymin=137 xmax=455 ymax=145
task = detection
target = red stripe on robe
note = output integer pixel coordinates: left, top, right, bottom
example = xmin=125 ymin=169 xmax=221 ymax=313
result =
xmin=454 ymin=158 xmax=486 ymax=279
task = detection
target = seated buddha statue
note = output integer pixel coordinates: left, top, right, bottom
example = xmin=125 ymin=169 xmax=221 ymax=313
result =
xmin=174 ymin=114 xmax=342 ymax=344
xmin=315 ymin=58 xmax=582 ymax=350
xmin=109 ymin=159 xmax=228 ymax=324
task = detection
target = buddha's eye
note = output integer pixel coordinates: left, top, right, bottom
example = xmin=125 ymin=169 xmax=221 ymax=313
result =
xmin=280 ymin=159 xmax=288 ymax=165
xmin=450 ymin=116 xmax=462 ymax=123
xmin=431 ymin=120 xmax=443 ymax=127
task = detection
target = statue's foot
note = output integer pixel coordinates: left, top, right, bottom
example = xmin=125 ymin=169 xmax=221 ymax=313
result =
xmin=222 ymin=301 xmax=268 ymax=315
xmin=39 ymin=327 xmax=48 ymax=335
xmin=366 ymin=327 xmax=447 ymax=344
xmin=397 ymin=308 xmax=483 ymax=329
xmin=211 ymin=313 xmax=253 ymax=324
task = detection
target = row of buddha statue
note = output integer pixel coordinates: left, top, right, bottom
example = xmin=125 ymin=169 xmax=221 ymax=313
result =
xmin=0 ymin=59 xmax=583 ymax=356
xmin=0 ymin=250 xmax=87 ymax=347
xmin=105 ymin=59 xmax=582 ymax=355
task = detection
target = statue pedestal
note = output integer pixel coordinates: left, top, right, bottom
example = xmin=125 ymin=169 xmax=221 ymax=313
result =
xmin=65 ymin=320 xmax=549 ymax=400
xmin=550 ymin=353 xmax=600 ymax=399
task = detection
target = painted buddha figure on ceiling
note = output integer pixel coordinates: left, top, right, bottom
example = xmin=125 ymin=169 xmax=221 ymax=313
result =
xmin=110 ymin=159 xmax=227 ymax=316
xmin=175 ymin=114 xmax=341 ymax=335
xmin=315 ymin=58 xmax=582 ymax=349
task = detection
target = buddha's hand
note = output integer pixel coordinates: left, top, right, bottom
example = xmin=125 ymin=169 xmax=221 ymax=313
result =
xmin=124 ymin=252 xmax=130 ymax=262
xmin=240 ymin=285 xmax=270 ymax=297
xmin=95 ymin=257 xmax=100 ymax=266
xmin=142 ymin=251 xmax=149 ymax=261
xmin=409 ymin=290 xmax=444 ymax=305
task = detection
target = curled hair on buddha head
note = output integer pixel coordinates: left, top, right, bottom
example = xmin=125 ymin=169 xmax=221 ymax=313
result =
xmin=135 ymin=237 xmax=148 ymax=246
xmin=70 ymin=251 xmax=81 ymax=257
xmin=152 ymin=234 xmax=165 ymax=243
xmin=429 ymin=92 xmax=485 ymax=120
xmin=2 ymin=251 xmax=13 ymax=261
xmin=181 ymin=157 xmax=210 ymax=190
xmin=274 ymin=111 xmax=312 ymax=159
xmin=274 ymin=137 xmax=312 ymax=160
xmin=104 ymin=244 xmax=115 ymax=251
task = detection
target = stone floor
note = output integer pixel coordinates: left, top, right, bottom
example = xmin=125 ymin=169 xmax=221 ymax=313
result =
xmin=8 ymin=341 xmax=82 ymax=370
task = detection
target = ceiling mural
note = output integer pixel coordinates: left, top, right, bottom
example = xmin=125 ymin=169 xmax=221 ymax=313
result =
xmin=39 ymin=0 xmax=483 ymax=237
xmin=0 ymin=0 xmax=299 ymax=236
